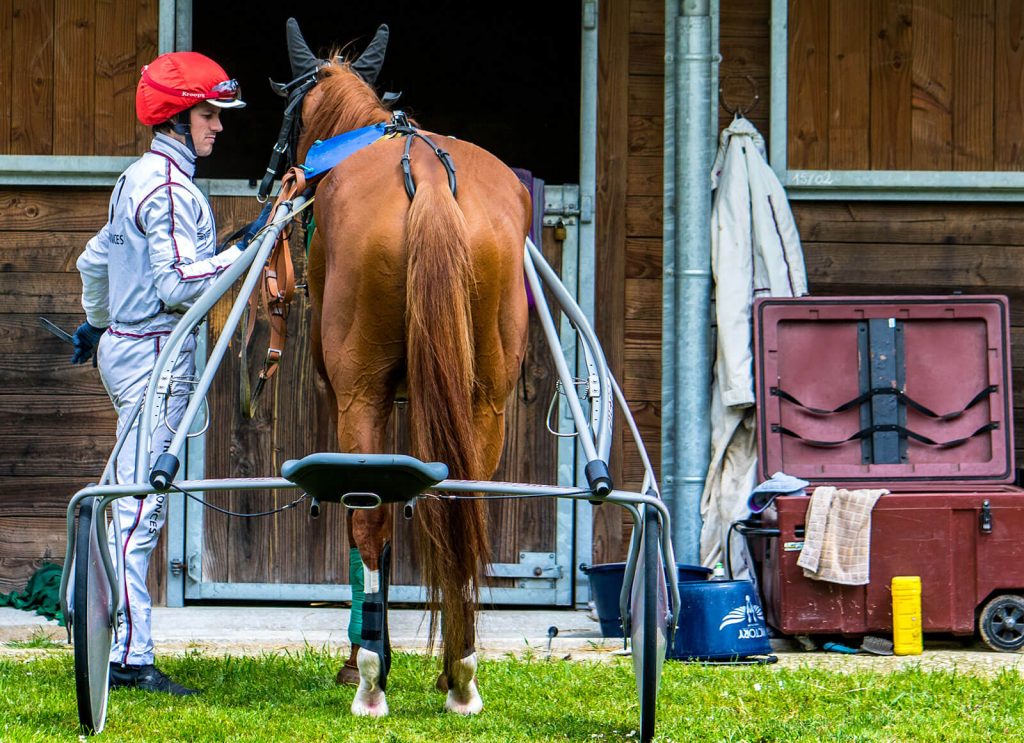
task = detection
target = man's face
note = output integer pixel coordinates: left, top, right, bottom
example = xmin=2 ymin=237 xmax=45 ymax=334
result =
xmin=189 ymin=102 xmax=223 ymax=157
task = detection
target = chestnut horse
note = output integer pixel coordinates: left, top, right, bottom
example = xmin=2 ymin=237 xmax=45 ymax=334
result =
xmin=282 ymin=22 xmax=530 ymax=716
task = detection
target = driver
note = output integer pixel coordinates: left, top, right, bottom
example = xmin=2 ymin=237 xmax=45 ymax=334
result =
xmin=73 ymin=51 xmax=266 ymax=696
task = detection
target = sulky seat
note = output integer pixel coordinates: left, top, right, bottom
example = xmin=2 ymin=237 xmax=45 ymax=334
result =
xmin=280 ymin=452 xmax=448 ymax=508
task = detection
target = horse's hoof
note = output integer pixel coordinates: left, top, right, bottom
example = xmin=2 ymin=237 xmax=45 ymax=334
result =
xmin=336 ymin=660 xmax=360 ymax=686
xmin=444 ymin=680 xmax=483 ymax=715
xmin=351 ymin=693 xmax=389 ymax=717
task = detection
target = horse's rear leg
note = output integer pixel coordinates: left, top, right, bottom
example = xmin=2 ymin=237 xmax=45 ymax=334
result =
xmin=442 ymin=600 xmax=483 ymax=714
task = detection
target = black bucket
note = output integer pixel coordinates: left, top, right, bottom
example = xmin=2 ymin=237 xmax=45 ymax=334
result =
xmin=667 ymin=579 xmax=773 ymax=661
xmin=582 ymin=562 xmax=711 ymax=638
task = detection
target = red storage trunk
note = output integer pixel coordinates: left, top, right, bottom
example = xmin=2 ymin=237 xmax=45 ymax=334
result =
xmin=751 ymin=296 xmax=1024 ymax=650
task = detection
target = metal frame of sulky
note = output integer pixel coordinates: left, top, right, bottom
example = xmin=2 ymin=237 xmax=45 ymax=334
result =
xmin=58 ymin=207 xmax=682 ymax=734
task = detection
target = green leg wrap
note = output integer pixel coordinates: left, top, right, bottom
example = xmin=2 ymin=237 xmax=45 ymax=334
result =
xmin=348 ymin=547 xmax=364 ymax=647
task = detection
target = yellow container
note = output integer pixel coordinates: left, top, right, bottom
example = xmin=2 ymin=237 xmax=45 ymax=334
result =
xmin=891 ymin=576 xmax=923 ymax=655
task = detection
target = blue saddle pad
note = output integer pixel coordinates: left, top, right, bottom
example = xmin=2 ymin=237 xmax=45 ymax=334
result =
xmin=280 ymin=452 xmax=448 ymax=505
xmin=300 ymin=123 xmax=389 ymax=179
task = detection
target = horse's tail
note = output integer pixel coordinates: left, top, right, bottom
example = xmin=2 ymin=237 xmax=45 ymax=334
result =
xmin=404 ymin=181 xmax=489 ymax=671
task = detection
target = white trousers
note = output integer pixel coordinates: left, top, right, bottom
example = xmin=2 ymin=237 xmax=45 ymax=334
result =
xmin=98 ymin=329 xmax=195 ymax=667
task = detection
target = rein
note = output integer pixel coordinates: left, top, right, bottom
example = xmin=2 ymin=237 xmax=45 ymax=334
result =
xmin=239 ymin=167 xmax=313 ymax=417
xmin=257 ymin=75 xmax=318 ymax=202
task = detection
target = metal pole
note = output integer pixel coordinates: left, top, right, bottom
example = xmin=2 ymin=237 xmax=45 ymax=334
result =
xmin=663 ymin=0 xmax=715 ymax=563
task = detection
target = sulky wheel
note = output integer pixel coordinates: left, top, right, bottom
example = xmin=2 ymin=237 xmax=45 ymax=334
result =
xmin=978 ymin=594 xmax=1024 ymax=652
xmin=630 ymin=504 xmax=668 ymax=743
xmin=73 ymin=496 xmax=113 ymax=734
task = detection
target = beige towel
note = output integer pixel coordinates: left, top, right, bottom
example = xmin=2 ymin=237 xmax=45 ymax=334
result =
xmin=797 ymin=486 xmax=887 ymax=585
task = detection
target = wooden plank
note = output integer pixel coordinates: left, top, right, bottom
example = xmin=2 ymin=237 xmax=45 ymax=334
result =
xmin=95 ymin=0 xmax=137 ymax=156
xmin=953 ymin=0 xmax=995 ymax=170
xmin=10 ymin=0 xmax=54 ymax=154
xmin=628 ymin=115 xmax=662 ymax=157
xmin=791 ymin=201 xmax=1024 ymax=245
xmin=994 ymin=0 xmax=1024 ymax=169
xmin=629 ymin=33 xmax=663 ymax=77
xmin=627 ymin=75 xmax=664 ymax=117
xmin=911 ymin=0 xmax=953 ymax=169
xmin=0 ymin=434 xmax=112 ymax=478
xmin=627 ymin=155 xmax=662 ymax=196
xmin=594 ymin=0 xmax=630 ymax=567
xmin=0 ymin=189 xmax=108 ymax=231
xmin=720 ymin=38 xmax=771 ymax=81
xmin=619 ymin=401 xmax=661 ymax=484
xmin=0 ymin=231 xmax=89 ymax=271
xmin=787 ymin=0 xmax=830 ymax=169
xmin=0 ymin=0 xmax=12 ymax=153
xmin=0 ymin=273 xmax=90 ymax=314
xmin=0 ymin=358 xmax=108 ymax=397
xmin=625 ymin=195 xmax=662 ymax=237
xmin=624 ymin=325 xmax=661 ymax=400
xmin=870 ymin=0 xmax=914 ymax=169
xmin=828 ymin=0 xmax=870 ymax=168
xmin=625 ymin=278 xmax=662 ymax=323
xmin=0 ymin=557 xmax=67 ymax=594
xmin=134 ymin=0 xmax=159 ymax=152
xmin=0 ymin=395 xmax=114 ymax=435
xmin=54 ymin=0 xmax=95 ymax=155
xmin=720 ymin=0 xmax=771 ymax=39
xmin=0 ymin=477 xmax=95 ymax=518
xmin=802 ymin=241 xmax=1024 ymax=293
xmin=630 ymin=4 xmax=661 ymax=36
xmin=625 ymin=237 xmax=662 ymax=280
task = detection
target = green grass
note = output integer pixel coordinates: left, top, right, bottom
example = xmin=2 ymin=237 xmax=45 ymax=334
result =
xmin=3 ymin=628 xmax=63 ymax=650
xmin=1 ymin=649 xmax=1023 ymax=741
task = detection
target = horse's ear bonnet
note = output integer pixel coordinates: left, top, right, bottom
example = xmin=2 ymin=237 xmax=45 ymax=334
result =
xmin=286 ymin=17 xmax=321 ymax=79
xmin=284 ymin=18 xmax=388 ymax=85
xmin=349 ymin=25 xmax=389 ymax=84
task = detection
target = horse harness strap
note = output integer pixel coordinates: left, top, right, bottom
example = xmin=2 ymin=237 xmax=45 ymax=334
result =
xmin=241 ymin=167 xmax=306 ymax=417
xmin=390 ymin=121 xmax=457 ymax=200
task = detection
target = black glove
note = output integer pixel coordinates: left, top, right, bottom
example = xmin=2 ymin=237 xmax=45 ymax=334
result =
xmin=216 ymin=202 xmax=274 ymax=254
xmin=71 ymin=322 xmax=105 ymax=365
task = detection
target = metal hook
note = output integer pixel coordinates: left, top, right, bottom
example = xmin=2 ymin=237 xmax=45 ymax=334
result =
xmin=719 ymin=74 xmax=760 ymax=117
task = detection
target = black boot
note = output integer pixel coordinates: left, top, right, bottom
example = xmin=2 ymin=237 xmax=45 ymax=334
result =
xmin=109 ymin=663 xmax=199 ymax=696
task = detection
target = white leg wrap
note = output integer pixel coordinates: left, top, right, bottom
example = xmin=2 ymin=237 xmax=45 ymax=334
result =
xmin=363 ymin=566 xmax=380 ymax=594
xmin=351 ymin=647 xmax=389 ymax=717
xmin=445 ymin=652 xmax=483 ymax=715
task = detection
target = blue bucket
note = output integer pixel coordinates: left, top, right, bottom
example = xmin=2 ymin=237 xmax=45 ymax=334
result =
xmin=582 ymin=562 xmax=711 ymax=638
xmin=668 ymin=579 xmax=772 ymax=661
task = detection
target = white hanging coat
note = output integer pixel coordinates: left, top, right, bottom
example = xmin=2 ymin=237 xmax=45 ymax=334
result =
xmin=700 ymin=116 xmax=808 ymax=578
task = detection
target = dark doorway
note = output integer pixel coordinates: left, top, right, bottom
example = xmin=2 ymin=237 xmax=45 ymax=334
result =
xmin=193 ymin=2 xmax=582 ymax=185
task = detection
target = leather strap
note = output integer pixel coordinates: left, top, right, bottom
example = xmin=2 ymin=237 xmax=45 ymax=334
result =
xmin=239 ymin=167 xmax=307 ymax=418
xmin=771 ymin=421 xmax=999 ymax=449
xmin=771 ymin=384 xmax=998 ymax=422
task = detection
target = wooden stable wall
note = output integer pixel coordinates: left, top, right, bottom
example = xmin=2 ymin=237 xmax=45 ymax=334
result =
xmin=594 ymin=0 xmax=772 ymax=560
xmin=594 ymin=0 xmax=1024 ymax=570
xmin=0 ymin=188 xmax=121 ymax=594
xmin=9 ymin=0 xmax=1024 ymax=598
xmin=787 ymin=0 xmax=1023 ymax=171
xmin=0 ymin=0 xmax=156 ymax=157
xmin=0 ymin=0 xmax=159 ymax=595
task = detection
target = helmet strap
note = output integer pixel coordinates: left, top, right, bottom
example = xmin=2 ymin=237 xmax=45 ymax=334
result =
xmin=172 ymin=109 xmax=196 ymax=157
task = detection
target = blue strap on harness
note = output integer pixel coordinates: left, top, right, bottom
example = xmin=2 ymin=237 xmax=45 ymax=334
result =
xmin=300 ymin=123 xmax=389 ymax=180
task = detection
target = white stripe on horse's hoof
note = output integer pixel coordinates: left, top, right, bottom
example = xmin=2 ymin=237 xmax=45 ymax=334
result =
xmin=444 ymin=652 xmax=483 ymax=715
xmin=351 ymin=647 xmax=389 ymax=717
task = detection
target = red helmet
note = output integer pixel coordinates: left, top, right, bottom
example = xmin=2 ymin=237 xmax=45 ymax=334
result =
xmin=136 ymin=51 xmax=246 ymax=126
